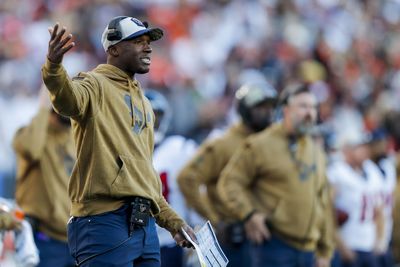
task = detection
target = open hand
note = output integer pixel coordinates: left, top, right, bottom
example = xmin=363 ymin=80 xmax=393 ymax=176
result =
xmin=174 ymin=224 xmax=197 ymax=249
xmin=340 ymin=247 xmax=356 ymax=263
xmin=47 ymin=23 xmax=75 ymax=64
xmin=315 ymin=257 xmax=330 ymax=267
xmin=244 ymin=212 xmax=270 ymax=245
xmin=373 ymin=240 xmax=386 ymax=255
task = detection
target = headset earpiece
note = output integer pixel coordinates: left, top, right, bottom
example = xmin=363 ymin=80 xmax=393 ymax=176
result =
xmin=107 ymin=16 xmax=128 ymax=41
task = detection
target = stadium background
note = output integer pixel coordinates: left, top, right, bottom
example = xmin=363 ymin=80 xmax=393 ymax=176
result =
xmin=0 ymin=0 xmax=400 ymax=238
xmin=0 ymin=0 xmax=400 ymax=197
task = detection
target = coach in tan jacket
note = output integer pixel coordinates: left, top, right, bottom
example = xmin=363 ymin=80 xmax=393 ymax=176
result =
xmin=41 ymin=17 xmax=194 ymax=266
xmin=178 ymin=83 xmax=277 ymax=267
xmin=218 ymin=84 xmax=334 ymax=267
xmin=177 ymin=83 xmax=277 ymax=225
xmin=178 ymin=122 xmax=253 ymax=225
xmin=13 ymin=87 xmax=75 ymax=266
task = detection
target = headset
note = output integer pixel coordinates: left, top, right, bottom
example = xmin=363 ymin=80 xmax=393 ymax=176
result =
xmin=278 ymin=83 xmax=311 ymax=106
xmin=107 ymin=16 xmax=128 ymax=41
xmin=236 ymin=83 xmax=278 ymax=132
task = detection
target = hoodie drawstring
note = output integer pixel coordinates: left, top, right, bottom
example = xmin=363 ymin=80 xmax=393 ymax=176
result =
xmin=139 ymin=90 xmax=149 ymax=128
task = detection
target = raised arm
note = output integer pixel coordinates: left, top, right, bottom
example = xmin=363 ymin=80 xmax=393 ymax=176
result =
xmin=42 ymin=23 xmax=99 ymax=120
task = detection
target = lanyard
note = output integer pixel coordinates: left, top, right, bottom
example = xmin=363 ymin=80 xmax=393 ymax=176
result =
xmin=288 ymin=137 xmax=317 ymax=181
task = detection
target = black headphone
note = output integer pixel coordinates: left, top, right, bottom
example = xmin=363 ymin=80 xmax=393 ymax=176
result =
xmin=107 ymin=16 xmax=128 ymax=41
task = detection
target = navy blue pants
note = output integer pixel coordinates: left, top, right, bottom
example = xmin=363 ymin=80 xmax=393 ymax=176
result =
xmin=160 ymin=245 xmax=183 ymax=267
xmin=250 ymin=235 xmax=314 ymax=267
xmin=378 ymin=250 xmax=394 ymax=267
xmin=34 ymin=231 xmax=75 ymax=267
xmin=67 ymin=204 xmax=160 ymax=267
xmin=331 ymin=250 xmax=342 ymax=267
xmin=341 ymin=251 xmax=379 ymax=267
xmin=221 ymin=241 xmax=251 ymax=267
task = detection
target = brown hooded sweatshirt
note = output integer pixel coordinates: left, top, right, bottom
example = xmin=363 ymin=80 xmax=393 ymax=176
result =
xmin=42 ymin=59 xmax=184 ymax=235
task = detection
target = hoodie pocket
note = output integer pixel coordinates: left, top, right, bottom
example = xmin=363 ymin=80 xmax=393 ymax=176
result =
xmin=269 ymin=198 xmax=311 ymax=239
xmin=110 ymin=155 xmax=159 ymax=198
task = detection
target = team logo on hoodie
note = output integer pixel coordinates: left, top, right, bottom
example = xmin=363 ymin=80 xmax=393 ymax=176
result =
xmin=124 ymin=94 xmax=149 ymax=134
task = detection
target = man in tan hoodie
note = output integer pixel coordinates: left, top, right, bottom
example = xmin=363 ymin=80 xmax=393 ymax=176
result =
xmin=42 ymin=16 xmax=195 ymax=266
xmin=13 ymin=87 xmax=75 ymax=267
xmin=218 ymin=83 xmax=334 ymax=267
xmin=177 ymin=82 xmax=277 ymax=267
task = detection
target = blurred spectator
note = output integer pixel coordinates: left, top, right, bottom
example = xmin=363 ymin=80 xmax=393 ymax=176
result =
xmin=146 ymin=89 xmax=203 ymax=267
xmin=2 ymin=0 xmax=400 ymax=174
xmin=393 ymin=163 xmax=400 ymax=265
xmin=368 ymin=128 xmax=397 ymax=267
xmin=327 ymin=130 xmax=384 ymax=267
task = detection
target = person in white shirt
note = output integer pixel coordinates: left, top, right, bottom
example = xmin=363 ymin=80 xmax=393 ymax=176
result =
xmin=328 ymin=130 xmax=384 ymax=267
xmin=368 ymin=128 xmax=397 ymax=267
xmin=145 ymin=89 xmax=202 ymax=267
